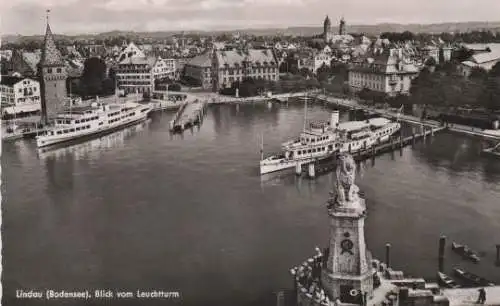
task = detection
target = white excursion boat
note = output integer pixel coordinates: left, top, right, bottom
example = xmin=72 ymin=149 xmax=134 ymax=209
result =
xmin=336 ymin=117 xmax=401 ymax=154
xmin=259 ymin=114 xmax=401 ymax=175
xmin=36 ymin=101 xmax=151 ymax=148
xmin=260 ymin=111 xmax=341 ymax=175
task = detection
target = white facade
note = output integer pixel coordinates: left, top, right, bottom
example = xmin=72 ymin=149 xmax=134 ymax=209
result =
xmin=151 ymin=57 xmax=176 ymax=80
xmin=312 ymin=52 xmax=333 ymax=73
xmin=213 ymin=49 xmax=279 ymax=90
xmin=1 ymin=78 xmax=41 ymax=115
xmin=348 ymin=49 xmax=419 ymax=96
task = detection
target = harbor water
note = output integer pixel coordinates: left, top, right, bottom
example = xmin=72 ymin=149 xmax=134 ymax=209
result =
xmin=2 ymin=102 xmax=500 ymax=305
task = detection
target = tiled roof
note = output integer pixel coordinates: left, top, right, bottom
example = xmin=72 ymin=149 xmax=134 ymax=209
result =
xmin=215 ymin=49 xmax=277 ymax=68
xmin=186 ymin=54 xmax=212 ymax=67
xmin=471 ymin=50 xmax=500 ymax=64
xmin=22 ymin=52 xmax=41 ymax=72
xmin=39 ymin=23 xmax=65 ymax=67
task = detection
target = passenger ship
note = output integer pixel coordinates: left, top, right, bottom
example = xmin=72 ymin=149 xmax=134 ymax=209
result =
xmin=36 ymin=101 xmax=151 ymax=148
xmin=259 ymin=112 xmax=401 ymax=175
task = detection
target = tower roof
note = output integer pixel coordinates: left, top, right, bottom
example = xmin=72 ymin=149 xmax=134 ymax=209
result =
xmin=324 ymin=15 xmax=331 ymax=26
xmin=40 ymin=22 xmax=65 ymax=67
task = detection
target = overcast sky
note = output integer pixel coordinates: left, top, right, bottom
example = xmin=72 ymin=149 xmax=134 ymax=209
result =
xmin=2 ymin=0 xmax=500 ymax=35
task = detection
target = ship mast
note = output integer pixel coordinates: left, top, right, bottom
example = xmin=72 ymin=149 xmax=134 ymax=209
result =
xmin=260 ymin=132 xmax=264 ymax=161
xmin=303 ymin=92 xmax=308 ymax=132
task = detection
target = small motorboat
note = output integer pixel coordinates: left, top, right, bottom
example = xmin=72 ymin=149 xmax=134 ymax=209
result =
xmin=451 ymin=242 xmax=480 ymax=263
xmin=437 ymin=272 xmax=460 ymax=288
xmin=453 ymin=268 xmax=495 ymax=287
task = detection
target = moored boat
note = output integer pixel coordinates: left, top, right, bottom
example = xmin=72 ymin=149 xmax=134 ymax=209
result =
xmin=437 ymin=272 xmax=460 ymax=288
xmin=451 ymin=242 xmax=481 ymax=263
xmin=36 ymin=101 xmax=151 ymax=148
xmin=453 ymin=268 xmax=495 ymax=287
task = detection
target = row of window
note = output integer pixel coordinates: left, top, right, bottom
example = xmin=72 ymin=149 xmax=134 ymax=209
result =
xmin=223 ymin=67 xmax=277 ymax=75
xmin=46 ymin=68 xmax=63 ymax=73
xmin=117 ymin=75 xmax=151 ymax=79
xmin=302 ymin=135 xmax=329 ymax=143
xmin=52 ymin=124 xmax=91 ymax=135
xmin=108 ymin=111 xmax=121 ymax=118
xmin=294 ymin=145 xmax=333 ymax=156
xmin=76 ymin=116 xmax=98 ymax=123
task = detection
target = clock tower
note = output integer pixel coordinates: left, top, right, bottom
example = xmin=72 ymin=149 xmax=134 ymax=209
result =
xmin=321 ymin=153 xmax=374 ymax=304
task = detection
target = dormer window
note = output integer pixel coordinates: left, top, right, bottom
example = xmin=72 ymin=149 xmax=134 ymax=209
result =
xmin=47 ymin=68 xmax=53 ymax=73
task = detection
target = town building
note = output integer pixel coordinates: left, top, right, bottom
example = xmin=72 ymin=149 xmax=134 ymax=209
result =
xmin=116 ymin=42 xmax=146 ymax=63
xmin=212 ymin=48 xmax=279 ymax=91
xmin=37 ymin=17 xmax=68 ymax=124
xmin=0 ymin=77 xmax=41 ymax=116
xmin=152 ymin=57 xmax=176 ymax=80
xmin=323 ymin=16 xmax=354 ymax=44
xmin=8 ymin=50 xmax=41 ymax=77
xmin=115 ymin=57 xmax=156 ymax=94
xmin=421 ymin=45 xmax=440 ymax=64
xmin=348 ymin=48 xmax=419 ymax=96
xmin=183 ymin=53 xmax=213 ymax=89
xmin=459 ymin=45 xmax=500 ymax=77
xmin=115 ymin=54 xmax=176 ymax=94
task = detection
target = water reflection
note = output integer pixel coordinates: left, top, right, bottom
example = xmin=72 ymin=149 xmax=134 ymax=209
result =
xmin=37 ymin=120 xmax=150 ymax=161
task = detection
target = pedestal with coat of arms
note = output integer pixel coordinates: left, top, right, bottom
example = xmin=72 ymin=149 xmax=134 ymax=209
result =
xmin=321 ymin=153 xmax=374 ymax=304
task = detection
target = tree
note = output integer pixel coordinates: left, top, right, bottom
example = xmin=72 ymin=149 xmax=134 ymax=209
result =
xmin=82 ymin=57 xmax=107 ymax=96
xmin=167 ymin=83 xmax=182 ymax=91
xmin=480 ymin=77 xmax=500 ymax=111
xmin=489 ymin=62 xmax=500 ymax=77
xmin=469 ymin=67 xmax=488 ymax=81
xmin=452 ymin=47 xmax=474 ymax=63
xmin=424 ymin=57 xmax=437 ymax=67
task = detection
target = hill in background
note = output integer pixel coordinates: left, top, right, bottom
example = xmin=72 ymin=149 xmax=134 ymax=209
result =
xmin=2 ymin=21 xmax=500 ymax=44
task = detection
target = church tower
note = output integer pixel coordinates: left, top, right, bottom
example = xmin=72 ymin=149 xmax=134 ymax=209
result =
xmin=38 ymin=10 xmax=67 ymax=125
xmin=323 ymin=15 xmax=332 ymax=43
xmin=321 ymin=153 xmax=374 ymax=304
xmin=339 ymin=16 xmax=347 ymax=35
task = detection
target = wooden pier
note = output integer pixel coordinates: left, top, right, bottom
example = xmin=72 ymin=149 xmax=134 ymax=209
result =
xmin=169 ymin=100 xmax=207 ymax=132
xmin=298 ymin=126 xmax=445 ymax=179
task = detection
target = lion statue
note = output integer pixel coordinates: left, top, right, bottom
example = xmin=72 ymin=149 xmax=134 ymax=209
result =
xmin=335 ymin=153 xmax=359 ymax=204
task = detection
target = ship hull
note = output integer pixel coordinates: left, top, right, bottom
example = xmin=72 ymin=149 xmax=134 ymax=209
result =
xmin=37 ymin=111 xmax=149 ymax=148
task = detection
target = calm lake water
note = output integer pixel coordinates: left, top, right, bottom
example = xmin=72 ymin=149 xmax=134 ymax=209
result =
xmin=2 ymin=102 xmax=500 ymax=306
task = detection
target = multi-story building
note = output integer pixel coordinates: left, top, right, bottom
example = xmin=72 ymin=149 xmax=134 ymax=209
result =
xmin=459 ymin=50 xmax=500 ymax=77
xmin=151 ymin=57 xmax=176 ymax=80
xmin=38 ymin=19 xmax=68 ymax=124
xmin=348 ymin=48 xmax=419 ymax=96
xmin=115 ymin=57 xmax=156 ymax=94
xmin=421 ymin=45 xmax=440 ymax=64
xmin=183 ymin=53 xmax=212 ymax=89
xmin=310 ymin=51 xmax=333 ymax=73
xmin=212 ymin=48 xmax=279 ymax=91
xmin=115 ymin=55 xmax=176 ymax=94
xmin=1 ymin=77 xmax=41 ymax=116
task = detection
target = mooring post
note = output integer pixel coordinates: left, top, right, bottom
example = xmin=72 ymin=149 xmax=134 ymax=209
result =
xmin=438 ymin=236 xmax=446 ymax=272
xmin=399 ymin=135 xmax=403 ymax=148
xmin=496 ymin=244 xmax=500 ymax=267
xmin=385 ymin=243 xmax=391 ymax=267
xmin=308 ymin=163 xmax=316 ymax=179
xmin=423 ymin=126 xmax=427 ymax=141
xmin=295 ymin=162 xmax=302 ymax=176
xmin=431 ymin=127 xmax=434 ymax=137
xmin=412 ymin=134 xmax=416 ymax=145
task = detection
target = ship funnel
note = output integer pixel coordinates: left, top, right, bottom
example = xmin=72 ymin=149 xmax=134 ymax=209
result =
xmin=330 ymin=111 xmax=339 ymax=129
